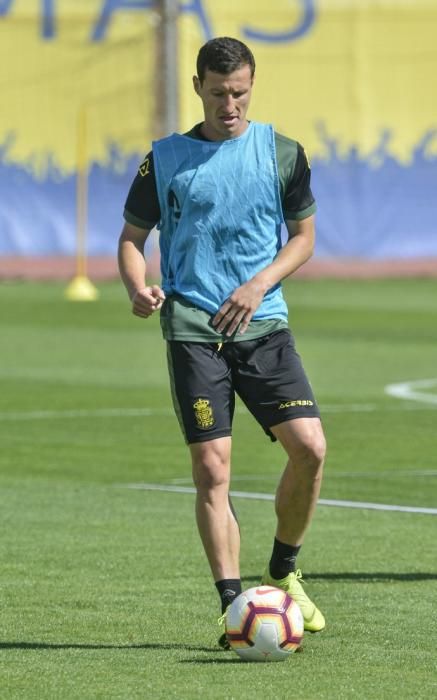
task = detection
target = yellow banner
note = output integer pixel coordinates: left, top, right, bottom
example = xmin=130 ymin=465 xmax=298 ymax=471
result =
xmin=179 ymin=0 xmax=437 ymax=163
xmin=0 ymin=0 xmax=156 ymax=176
xmin=1 ymin=0 xmax=436 ymax=260
xmin=1 ymin=0 xmax=436 ymax=175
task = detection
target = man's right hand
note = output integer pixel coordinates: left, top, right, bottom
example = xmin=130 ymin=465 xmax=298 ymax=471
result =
xmin=131 ymin=286 xmax=166 ymax=318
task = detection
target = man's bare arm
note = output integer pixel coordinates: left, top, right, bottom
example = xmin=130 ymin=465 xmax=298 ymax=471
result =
xmin=118 ymin=221 xmax=165 ymax=318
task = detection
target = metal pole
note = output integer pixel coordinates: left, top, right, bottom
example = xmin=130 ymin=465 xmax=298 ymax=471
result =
xmin=160 ymin=0 xmax=179 ymax=136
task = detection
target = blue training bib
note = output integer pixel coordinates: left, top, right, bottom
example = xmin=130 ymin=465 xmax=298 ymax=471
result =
xmin=152 ymin=122 xmax=288 ymax=320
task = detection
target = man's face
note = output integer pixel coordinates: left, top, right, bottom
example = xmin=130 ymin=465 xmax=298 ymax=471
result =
xmin=193 ymin=64 xmax=254 ymax=141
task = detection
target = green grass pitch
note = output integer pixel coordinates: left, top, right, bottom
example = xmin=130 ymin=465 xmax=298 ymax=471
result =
xmin=1 ymin=278 xmax=436 ymax=699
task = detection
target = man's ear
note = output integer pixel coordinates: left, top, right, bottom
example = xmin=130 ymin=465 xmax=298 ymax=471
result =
xmin=193 ymin=75 xmax=201 ymax=95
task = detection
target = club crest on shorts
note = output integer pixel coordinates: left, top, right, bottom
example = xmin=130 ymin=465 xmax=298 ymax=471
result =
xmin=193 ymin=398 xmax=215 ymax=429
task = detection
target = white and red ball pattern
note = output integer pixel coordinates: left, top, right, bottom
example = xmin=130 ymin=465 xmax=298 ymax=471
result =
xmin=225 ymin=586 xmax=304 ymax=662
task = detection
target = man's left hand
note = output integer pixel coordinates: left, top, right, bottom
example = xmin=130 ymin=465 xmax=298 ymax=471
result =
xmin=212 ymin=279 xmax=266 ymax=336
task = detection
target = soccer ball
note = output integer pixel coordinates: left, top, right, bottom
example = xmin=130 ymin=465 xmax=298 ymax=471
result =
xmin=225 ymin=586 xmax=304 ymax=662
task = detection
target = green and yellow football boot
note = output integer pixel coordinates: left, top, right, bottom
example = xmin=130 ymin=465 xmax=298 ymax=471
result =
xmin=262 ymin=568 xmax=325 ymax=632
xmin=217 ymin=611 xmax=231 ymax=650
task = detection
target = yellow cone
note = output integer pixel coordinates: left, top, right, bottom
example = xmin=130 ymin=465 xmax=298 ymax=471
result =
xmin=64 ymin=275 xmax=99 ymax=301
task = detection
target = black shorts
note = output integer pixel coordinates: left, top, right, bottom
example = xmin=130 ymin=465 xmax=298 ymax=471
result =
xmin=166 ymin=329 xmax=320 ymax=444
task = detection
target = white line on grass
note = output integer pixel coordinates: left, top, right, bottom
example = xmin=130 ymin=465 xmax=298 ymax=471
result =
xmin=0 ymin=405 xmax=360 ymax=421
xmin=385 ymin=378 xmax=437 ymax=405
xmin=0 ymin=401 xmax=436 ymax=422
xmin=122 ymin=483 xmax=437 ymax=516
xmin=0 ymin=408 xmax=169 ymax=421
xmin=169 ymin=470 xmax=437 ymax=484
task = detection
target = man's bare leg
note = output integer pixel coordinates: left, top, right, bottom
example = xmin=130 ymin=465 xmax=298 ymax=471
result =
xmin=190 ymin=436 xmax=240 ymax=581
xmin=262 ymin=417 xmax=327 ymax=631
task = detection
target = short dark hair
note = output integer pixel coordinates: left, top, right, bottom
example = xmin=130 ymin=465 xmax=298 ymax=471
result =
xmin=196 ymin=37 xmax=256 ymax=84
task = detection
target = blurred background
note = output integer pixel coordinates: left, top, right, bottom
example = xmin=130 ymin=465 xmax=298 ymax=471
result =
xmin=0 ymin=0 xmax=436 ymax=282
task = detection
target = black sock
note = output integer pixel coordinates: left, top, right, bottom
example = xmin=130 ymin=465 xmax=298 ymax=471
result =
xmin=215 ymin=579 xmax=242 ymax=614
xmin=269 ymin=538 xmax=301 ymax=580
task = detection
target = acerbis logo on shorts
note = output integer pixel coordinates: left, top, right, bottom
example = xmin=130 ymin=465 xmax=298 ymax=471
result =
xmin=193 ymin=398 xmax=215 ymax=429
xmin=278 ymin=400 xmax=314 ymax=409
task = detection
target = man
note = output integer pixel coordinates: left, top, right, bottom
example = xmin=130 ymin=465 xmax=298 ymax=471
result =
xmin=118 ymin=36 xmax=326 ymax=648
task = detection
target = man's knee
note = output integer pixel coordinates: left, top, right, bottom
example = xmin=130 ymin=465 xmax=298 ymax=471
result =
xmin=300 ymin=431 xmax=326 ymax=469
xmin=273 ymin=418 xmax=327 ymax=470
xmin=190 ymin=438 xmax=231 ymax=492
